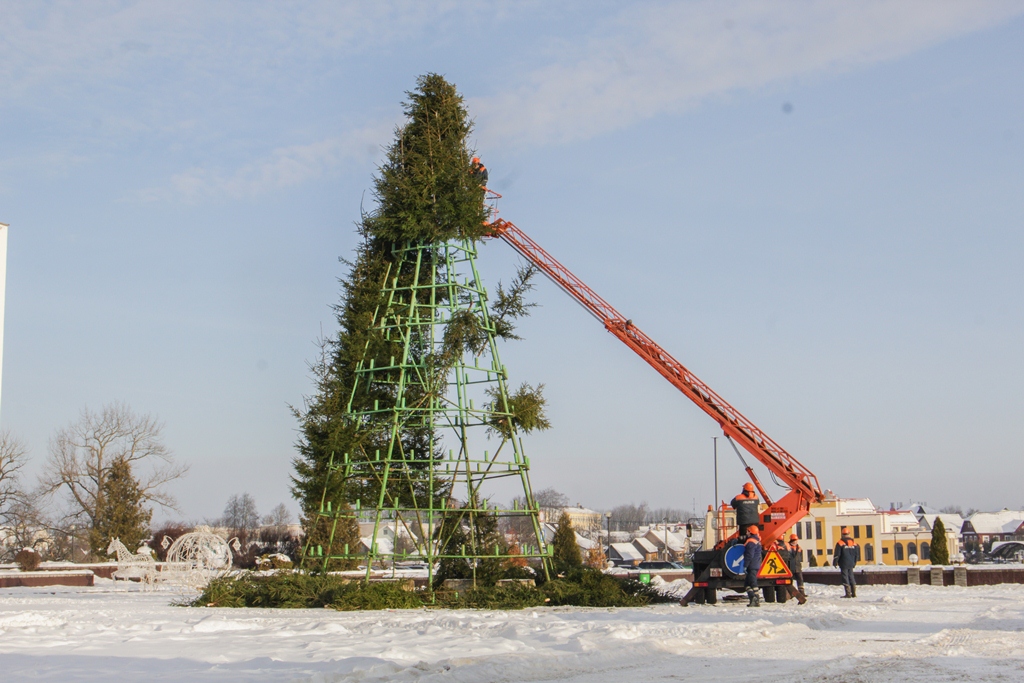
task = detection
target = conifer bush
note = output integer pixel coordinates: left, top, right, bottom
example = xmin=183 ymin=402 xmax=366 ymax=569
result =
xmin=89 ymin=456 xmax=153 ymax=558
xmin=930 ymin=516 xmax=949 ymax=565
xmin=551 ymin=511 xmax=583 ymax=575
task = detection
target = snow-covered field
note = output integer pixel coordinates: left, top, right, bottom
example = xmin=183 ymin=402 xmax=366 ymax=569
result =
xmin=1 ymin=579 xmax=1022 ymax=682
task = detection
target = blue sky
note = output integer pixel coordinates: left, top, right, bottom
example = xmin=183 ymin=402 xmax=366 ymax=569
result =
xmin=2 ymin=1 xmax=1023 ymax=522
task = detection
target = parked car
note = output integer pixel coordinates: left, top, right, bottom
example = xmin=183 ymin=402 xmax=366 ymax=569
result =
xmin=636 ymin=561 xmax=685 ymax=571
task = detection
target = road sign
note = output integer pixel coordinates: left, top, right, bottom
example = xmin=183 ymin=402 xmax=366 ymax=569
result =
xmin=724 ymin=544 xmax=746 ymax=575
xmin=757 ymin=549 xmax=793 ymax=579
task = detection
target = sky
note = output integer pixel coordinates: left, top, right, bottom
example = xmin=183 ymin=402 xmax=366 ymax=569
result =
xmin=1 ymin=1 xmax=1023 ymax=523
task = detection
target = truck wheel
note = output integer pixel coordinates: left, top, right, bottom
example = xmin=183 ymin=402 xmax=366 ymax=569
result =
xmin=775 ymin=586 xmax=788 ymax=603
xmin=693 ymin=589 xmax=706 ymax=605
xmin=705 ymin=587 xmax=717 ymax=605
xmin=762 ymin=586 xmax=776 ymax=603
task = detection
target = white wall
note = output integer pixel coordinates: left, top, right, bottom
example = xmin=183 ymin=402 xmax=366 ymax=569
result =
xmin=0 ymin=223 xmax=6 ymax=420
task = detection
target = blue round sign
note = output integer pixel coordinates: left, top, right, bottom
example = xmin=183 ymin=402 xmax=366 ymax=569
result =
xmin=724 ymin=544 xmax=746 ymax=575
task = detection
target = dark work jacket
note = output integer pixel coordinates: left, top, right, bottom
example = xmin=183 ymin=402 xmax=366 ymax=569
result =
xmin=787 ymin=542 xmax=803 ymax=571
xmin=743 ymin=535 xmax=763 ymax=571
xmin=731 ymin=494 xmax=760 ymax=530
xmin=471 ymin=163 xmax=488 ymax=187
xmin=833 ymin=537 xmax=860 ymax=569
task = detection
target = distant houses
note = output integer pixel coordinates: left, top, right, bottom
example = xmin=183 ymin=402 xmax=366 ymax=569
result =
xmin=960 ymin=509 xmax=1024 ymax=549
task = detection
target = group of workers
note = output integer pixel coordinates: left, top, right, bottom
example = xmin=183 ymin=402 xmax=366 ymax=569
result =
xmin=730 ymin=482 xmax=861 ymax=606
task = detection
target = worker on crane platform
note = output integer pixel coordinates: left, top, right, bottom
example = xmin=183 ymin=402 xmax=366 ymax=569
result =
xmin=833 ymin=527 xmax=861 ymax=598
xmin=731 ymin=483 xmax=760 ymax=539
xmin=743 ymin=525 xmax=763 ymax=607
xmin=471 ymin=156 xmax=488 ymax=188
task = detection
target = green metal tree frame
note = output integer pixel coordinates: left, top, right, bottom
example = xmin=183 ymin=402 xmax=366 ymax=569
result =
xmin=310 ymin=238 xmax=551 ymax=586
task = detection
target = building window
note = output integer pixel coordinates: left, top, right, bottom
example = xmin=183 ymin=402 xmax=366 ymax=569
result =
xmin=894 ymin=542 xmax=904 ymax=561
xmin=921 ymin=542 xmax=930 ymax=560
xmin=907 ymin=542 xmax=917 ymax=558
xmin=795 ymin=524 xmax=802 ymax=540
xmin=816 ymin=521 xmax=823 ymax=540
xmin=807 ymin=550 xmax=814 ymax=563
xmin=817 ymin=549 xmax=823 ymax=555
xmin=853 ymin=526 xmax=860 ymax=538
xmin=805 ymin=521 xmax=812 ymax=539
xmin=882 ymin=546 xmax=889 ymax=554
xmin=866 ymin=525 xmax=873 ymax=539
xmin=865 ymin=544 xmax=874 ymax=562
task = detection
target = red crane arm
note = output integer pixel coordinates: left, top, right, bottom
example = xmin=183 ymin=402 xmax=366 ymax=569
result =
xmin=487 ymin=218 xmax=825 ymax=544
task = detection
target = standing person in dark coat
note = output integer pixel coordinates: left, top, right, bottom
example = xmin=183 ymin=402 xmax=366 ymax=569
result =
xmin=743 ymin=525 xmax=763 ymax=607
xmin=787 ymin=533 xmax=805 ymax=591
xmin=471 ymin=156 xmax=488 ymax=187
xmin=781 ymin=534 xmax=807 ymax=604
xmin=731 ymin=483 xmax=760 ymax=539
xmin=833 ymin=527 xmax=861 ymax=598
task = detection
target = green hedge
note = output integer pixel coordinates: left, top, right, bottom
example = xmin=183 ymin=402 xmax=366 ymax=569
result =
xmin=191 ymin=568 xmax=669 ymax=611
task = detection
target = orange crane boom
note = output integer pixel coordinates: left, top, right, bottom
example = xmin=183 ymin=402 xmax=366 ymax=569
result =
xmin=487 ymin=217 xmax=825 ymax=546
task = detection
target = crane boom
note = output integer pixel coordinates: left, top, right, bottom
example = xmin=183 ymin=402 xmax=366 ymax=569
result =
xmin=487 ymin=218 xmax=825 ymax=545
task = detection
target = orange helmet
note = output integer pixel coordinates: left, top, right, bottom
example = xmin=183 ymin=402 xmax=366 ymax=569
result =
xmin=789 ymin=534 xmax=798 ymax=541
xmin=472 ymin=156 xmax=480 ymax=163
xmin=747 ymin=525 xmax=760 ymax=535
xmin=742 ymin=482 xmax=755 ymax=493
xmin=841 ymin=526 xmax=850 ymax=535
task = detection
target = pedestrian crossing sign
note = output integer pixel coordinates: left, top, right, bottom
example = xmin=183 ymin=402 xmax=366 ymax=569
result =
xmin=757 ymin=549 xmax=793 ymax=579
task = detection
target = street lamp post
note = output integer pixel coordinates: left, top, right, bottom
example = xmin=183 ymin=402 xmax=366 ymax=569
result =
xmin=712 ymin=436 xmax=719 ymax=545
xmin=664 ymin=517 xmax=669 ymax=562
xmin=605 ymin=511 xmax=612 ymax=565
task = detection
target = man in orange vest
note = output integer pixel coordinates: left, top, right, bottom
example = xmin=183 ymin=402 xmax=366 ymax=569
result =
xmin=833 ymin=526 xmax=861 ymax=598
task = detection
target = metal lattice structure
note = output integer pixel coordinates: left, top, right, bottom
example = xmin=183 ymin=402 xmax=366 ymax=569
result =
xmin=107 ymin=538 xmax=156 ymax=587
xmin=160 ymin=526 xmax=238 ymax=590
xmin=310 ymin=238 xmax=550 ymax=585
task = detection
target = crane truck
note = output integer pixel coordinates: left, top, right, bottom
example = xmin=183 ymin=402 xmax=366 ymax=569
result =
xmin=484 ymin=201 xmax=826 ymax=605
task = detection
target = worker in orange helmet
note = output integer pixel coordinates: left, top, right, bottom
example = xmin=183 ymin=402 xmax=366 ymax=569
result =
xmin=743 ymin=525 xmax=763 ymax=607
xmin=470 ymin=156 xmax=488 ymax=188
xmin=833 ymin=526 xmax=861 ymax=598
xmin=787 ymin=533 xmax=805 ymax=592
xmin=731 ymin=482 xmax=760 ymax=540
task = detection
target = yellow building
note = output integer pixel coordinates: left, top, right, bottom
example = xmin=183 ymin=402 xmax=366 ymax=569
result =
xmin=541 ymin=505 xmax=603 ymax=536
xmin=704 ymin=496 xmax=959 ymax=566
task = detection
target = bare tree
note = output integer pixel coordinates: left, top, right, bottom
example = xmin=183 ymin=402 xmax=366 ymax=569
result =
xmin=0 ymin=430 xmax=27 ymax=522
xmin=40 ymin=403 xmax=188 ymax=542
xmin=262 ymin=503 xmax=293 ymax=529
xmin=647 ymin=507 xmax=696 ymax=524
xmin=0 ymin=432 xmax=36 ymax=561
xmin=222 ymin=493 xmax=260 ymax=533
xmin=504 ymin=487 xmax=570 ymax=537
xmin=609 ymin=502 xmax=649 ymax=533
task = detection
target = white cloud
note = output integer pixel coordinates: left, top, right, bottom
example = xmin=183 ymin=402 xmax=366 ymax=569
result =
xmin=472 ymin=0 xmax=1024 ymax=146
xmin=139 ymin=122 xmax=392 ymax=201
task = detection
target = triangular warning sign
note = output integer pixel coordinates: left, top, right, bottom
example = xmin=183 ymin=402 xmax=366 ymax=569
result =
xmin=757 ymin=549 xmax=793 ymax=579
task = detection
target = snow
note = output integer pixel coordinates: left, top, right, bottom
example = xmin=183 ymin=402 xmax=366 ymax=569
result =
xmin=1 ymin=579 xmax=1023 ymax=681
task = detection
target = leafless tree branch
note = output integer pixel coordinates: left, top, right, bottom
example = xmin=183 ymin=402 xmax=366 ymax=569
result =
xmin=39 ymin=402 xmax=189 ymax=531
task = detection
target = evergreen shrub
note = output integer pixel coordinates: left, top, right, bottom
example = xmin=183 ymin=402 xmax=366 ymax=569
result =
xmin=930 ymin=517 xmax=950 ymax=565
xmin=192 ymin=567 xmax=666 ymax=610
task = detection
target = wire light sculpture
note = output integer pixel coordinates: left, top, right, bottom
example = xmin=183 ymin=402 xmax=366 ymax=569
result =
xmin=161 ymin=526 xmax=239 ymax=590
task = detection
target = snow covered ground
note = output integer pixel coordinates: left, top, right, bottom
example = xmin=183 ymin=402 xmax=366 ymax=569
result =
xmin=1 ymin=579 xmax=1022 ymax=682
